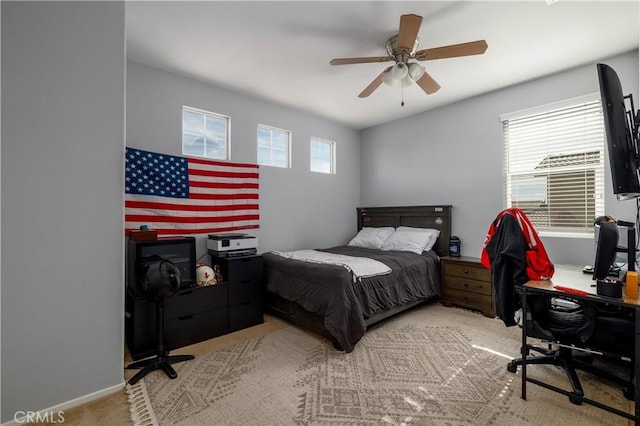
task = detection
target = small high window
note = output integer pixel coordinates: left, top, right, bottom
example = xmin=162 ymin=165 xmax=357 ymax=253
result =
xmin=310 ymin=138 xmax=335 ymax=174
xmin=257 ymin=124 xmax=290 ymax=168
xmin=182 ymin=106 xmax=229 ymax=160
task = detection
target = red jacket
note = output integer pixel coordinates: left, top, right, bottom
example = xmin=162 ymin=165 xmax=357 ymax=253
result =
xmin=481 ymin=208 xmax=554 ymax=326
xmin=481 ymin=208 xmax=554 ymax=281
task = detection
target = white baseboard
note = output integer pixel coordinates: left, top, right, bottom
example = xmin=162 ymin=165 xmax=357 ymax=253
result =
xmin=1 ymin=381 xmax=126 ymax=426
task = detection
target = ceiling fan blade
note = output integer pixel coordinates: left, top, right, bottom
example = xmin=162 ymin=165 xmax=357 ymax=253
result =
xmin=414 ymin=40 xmax=488 ymax=61
xmin=397 ymin=14 xmax=423 ymax=50
xmin=358 ymin=66 xmax=392 ymax=98
xmin=330 ymin=56 xmax=393 ymax=65
xmin=415 ymin=70 xmax=441 ymax=95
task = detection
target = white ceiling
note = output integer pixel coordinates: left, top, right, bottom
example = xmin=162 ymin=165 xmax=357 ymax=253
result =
xmin=126 ymin=1 xmax=639 ymax=130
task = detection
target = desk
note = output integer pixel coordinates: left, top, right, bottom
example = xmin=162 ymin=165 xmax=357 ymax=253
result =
xmin=522 ymin=266 xmax=639 ymax=424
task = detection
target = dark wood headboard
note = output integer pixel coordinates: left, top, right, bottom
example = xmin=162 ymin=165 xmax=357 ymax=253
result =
xmin=357 ymin=205 xmax=452 ymax=256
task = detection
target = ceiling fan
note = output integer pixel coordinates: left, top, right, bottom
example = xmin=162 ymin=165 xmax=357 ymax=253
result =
xmin=329 ymin=14 xmax=488 ymax=99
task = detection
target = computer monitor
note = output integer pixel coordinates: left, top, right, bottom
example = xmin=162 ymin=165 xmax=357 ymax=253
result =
xmin=593 ymin=220 xmax=619 ymax=280
xmin=593 ymin=218 xmax=637 ymax=280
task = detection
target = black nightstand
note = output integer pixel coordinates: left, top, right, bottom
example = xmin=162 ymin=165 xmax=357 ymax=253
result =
xmin=211 ymin=254 xmax=264 ymax=332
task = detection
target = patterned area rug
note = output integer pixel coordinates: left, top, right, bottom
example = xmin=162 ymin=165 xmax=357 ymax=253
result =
xmin=128 ymin=304 xmax=630 ymax=425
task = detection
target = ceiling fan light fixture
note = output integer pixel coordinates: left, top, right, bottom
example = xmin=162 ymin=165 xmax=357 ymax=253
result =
xmin=408 ymin=63 xmax=426 ymax=82
xmin=329 ymin=13 xmax=488 ymax=98
xmin=383 ymin=63 xmax=409 ymax=87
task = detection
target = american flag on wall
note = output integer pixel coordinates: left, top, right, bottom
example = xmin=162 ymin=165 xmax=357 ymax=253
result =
xmin=125 ymin=147 xmax=259 ymax=235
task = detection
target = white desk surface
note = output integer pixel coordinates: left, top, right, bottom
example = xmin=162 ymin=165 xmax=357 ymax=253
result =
xmin=526 ymin=264 xmax=640 ymax=306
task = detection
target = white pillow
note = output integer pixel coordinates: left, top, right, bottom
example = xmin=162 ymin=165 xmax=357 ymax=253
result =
xmin=396 ymin=227 xmax=441 ymax=251
xmin=348 ymin=227 xmax=395 ymax=249
xmin=382 ymin=228 xmax=441 ymax=254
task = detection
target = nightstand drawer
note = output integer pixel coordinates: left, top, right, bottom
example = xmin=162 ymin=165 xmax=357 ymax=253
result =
xmin=443 ymin=288 xmax=493 ymax=313
xmin=443 ymin=276 xmax=492 ymax=296
xmin=442 ymin=262 xmax=491 ymax=282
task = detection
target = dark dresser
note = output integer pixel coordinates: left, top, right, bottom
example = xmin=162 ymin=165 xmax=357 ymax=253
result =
xmin=125 ymin=245 xmax=264 ymax=360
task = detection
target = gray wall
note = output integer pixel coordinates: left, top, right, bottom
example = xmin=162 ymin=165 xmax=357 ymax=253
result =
xmin=1 ymin=2 xmax=125 ymax=422
xmin=361 ymin=50 xmax=639 ymax=266
xmin=126 ymin=61 xmax=361 ymax=256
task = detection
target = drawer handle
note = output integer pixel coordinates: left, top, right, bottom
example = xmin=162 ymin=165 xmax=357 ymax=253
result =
xmin=463 ymin=282 xmax=469 ymax=288
xmin=178 ymin=315 xmax=194 ymax=321
xmin=463 ymin=269 xmax=469 ymax=274
xmin=463 ymin=295 xmax=469 ymax=301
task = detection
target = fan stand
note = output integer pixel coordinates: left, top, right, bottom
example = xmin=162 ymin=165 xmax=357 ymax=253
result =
xmin=126 ymin=297 xmax=194 ymax=386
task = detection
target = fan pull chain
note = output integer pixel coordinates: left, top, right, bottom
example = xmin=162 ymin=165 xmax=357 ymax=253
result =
xmin=401 ymin=85 xmax=405 ymax=107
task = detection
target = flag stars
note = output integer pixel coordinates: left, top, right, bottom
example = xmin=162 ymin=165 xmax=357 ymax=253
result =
xmin=125 ymin=148 xmax=190 ymax=199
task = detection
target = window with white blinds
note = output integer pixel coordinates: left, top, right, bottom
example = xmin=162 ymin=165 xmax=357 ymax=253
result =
xmin=501 ymin=95 xmax=605 ymax=236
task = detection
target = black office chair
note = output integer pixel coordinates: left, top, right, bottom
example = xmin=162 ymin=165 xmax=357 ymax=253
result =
xmin=483 ymin=209 xmax=635 ymax=403
xmin=507 ymin=291 xmax=635 ymax=404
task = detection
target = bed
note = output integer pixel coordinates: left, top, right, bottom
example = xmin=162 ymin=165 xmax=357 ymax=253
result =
xmin=263 ymin=205 xmax=452 ymax=352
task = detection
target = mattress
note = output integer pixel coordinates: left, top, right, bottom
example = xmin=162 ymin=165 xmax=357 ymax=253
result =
xmin=263 ymin=245 xmax=441 ymax=352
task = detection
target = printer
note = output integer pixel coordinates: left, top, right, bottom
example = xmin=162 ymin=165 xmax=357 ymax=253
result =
xmin=207 ymin=233 xmax=258 ymax=257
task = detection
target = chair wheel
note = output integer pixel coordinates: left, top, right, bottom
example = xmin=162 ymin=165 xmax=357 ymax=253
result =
xmin=507 ymin=363 xmax=517 ymax=373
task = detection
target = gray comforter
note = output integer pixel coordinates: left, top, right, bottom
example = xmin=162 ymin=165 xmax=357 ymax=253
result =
xmin=263 ymin=246 xmax=441 ymax=352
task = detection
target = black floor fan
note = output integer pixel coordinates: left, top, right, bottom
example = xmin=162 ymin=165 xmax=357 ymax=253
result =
xmin=127 ymin=259 xmax=194 ymax=386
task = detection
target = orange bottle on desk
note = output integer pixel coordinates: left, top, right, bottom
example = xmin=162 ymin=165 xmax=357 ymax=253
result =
xmin=625 ymin=271 xmax=638 ymax=299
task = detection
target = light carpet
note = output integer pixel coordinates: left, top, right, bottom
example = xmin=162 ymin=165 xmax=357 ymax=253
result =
xmin=128 ymin=304 xmax=631 ymax=425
